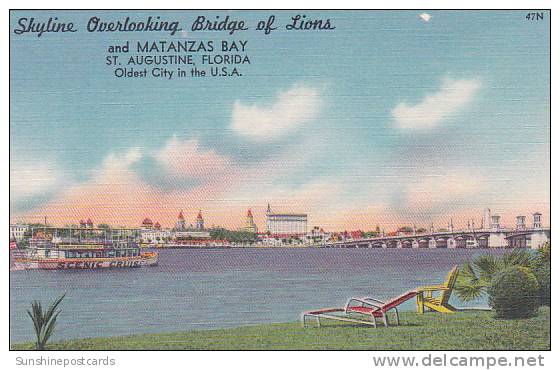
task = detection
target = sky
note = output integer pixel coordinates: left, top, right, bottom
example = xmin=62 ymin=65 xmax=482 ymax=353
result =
xmin=9 ymin=10 xmax=550 ymax=231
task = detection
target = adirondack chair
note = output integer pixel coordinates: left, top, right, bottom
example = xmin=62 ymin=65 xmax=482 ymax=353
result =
xmin=416 ymin=265 xmax=459 ymax=314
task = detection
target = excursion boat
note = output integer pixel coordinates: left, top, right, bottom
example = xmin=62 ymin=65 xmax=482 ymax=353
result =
xmin=11 ymin=227 xmax=158 ymax=270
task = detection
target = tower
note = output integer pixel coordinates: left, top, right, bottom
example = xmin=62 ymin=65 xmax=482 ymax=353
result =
xmin=533 ymin=212 xmax=542 ymax=229
xmin=266 ymin=203 xmax=272 ymax=233
xmin=245 ymin=209 xmax=257 ymax=233
xmin=196 ymin=210 xmax=204 ymax=230
xmin=491 ymin=215 xmax=500 ymax=230
xmin=483 ymin=208 xmax=491 ymax=229
xmin=516 ymin=215 xmax=526 ymax=230
xmin=176 ymin=210 xmax=186 ymax=230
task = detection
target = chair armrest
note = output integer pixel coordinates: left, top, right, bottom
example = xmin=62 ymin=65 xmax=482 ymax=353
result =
xmin=361 ymin=297 xmax=386 ymax=305
xmin=418 ymin=285 xmax=447 ymax=292
xmin=345 ymin=298 xmax=382 ymax=311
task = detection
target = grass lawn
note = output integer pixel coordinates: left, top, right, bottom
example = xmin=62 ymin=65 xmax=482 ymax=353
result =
xmin=12 ymin=307 xmax=550 ymax=350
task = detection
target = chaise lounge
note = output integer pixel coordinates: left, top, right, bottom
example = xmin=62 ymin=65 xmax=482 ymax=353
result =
xmin=302 ymin=266 xmax=460 ymax=328
xmin=302 ymin=290 xmax=418 ymax=328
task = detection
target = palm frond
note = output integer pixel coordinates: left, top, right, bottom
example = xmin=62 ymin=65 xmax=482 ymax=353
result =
xmin=458 ymin=262 xmax=478 ymax=282
xmin=473 ymin=254 xmax=499 ymax=282
xmin=501 ymin=248 xmax=534 ymax=269
xmin=455 ymin=261 xmax=491 ymax=302
xmin=454 ymin=283 xmax=487 ymax=302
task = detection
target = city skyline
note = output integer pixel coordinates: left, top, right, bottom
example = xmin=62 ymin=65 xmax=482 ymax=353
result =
xmin=10 ymin=11 xmax=550 ymax=230
xmin=11 ymin=205 xmax=549 ymax=233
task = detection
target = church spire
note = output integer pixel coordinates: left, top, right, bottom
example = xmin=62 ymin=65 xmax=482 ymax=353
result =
xmin=196 ymin=210 xmax=204 ymax=230
xmin=245 ymin=208 xmax=257 ymax=233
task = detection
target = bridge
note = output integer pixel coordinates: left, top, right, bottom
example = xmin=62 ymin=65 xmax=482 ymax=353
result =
xmin=321 ymin=227 xmax=550 ymax=249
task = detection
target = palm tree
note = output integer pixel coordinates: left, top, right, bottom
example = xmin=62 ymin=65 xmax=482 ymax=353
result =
xmin=27 ymin=294 xmax=65 ymax=350
xmin=536 ymin=242 xmax=550 ymax=265
xmin=454 ymin=249 xmax=535 ymax=301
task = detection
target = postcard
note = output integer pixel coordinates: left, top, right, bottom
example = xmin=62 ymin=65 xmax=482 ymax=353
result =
xmin=8 ymin=9 xmax=550 ymax=355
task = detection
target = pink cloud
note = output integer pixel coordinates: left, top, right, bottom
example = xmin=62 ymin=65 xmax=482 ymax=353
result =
xmin=16 ymin=143 xmax=548 ymax=232
xmin=155 ymin=136 xmax=231 ymax=179
xmin=19 ymin=147 xmax=250 ymax=229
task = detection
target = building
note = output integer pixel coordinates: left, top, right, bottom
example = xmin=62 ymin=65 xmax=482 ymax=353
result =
xmin=174 ymin=209 xmax=206 ymax=232
xmin=176 ymin=210 xmax=186 ymax=230
xmin=244 ymin=209 xmax=258 ymax=233
xmin=265 ymin=203 xmax=307 ymax=235
xmin=140 ymin=229 xmax=171 ymax=245
xmin=141 ymin=218 xmax=154 ymax=229
xmin=257 ymin=232 xmax=304 ymax=246
xmin=174 ymin=230 xmax=211 ymax=239
xmin=79 ymin=218 xmax=94 ymax=229
xmin=348 ymin=230 xmax=364 ymax=240
xmin=305 ymin=226 xmax=330 ymax=245
xmin=139 ymin=218 xmax=166 ymax=244
xmin=196 ymin=210 xmax=204 ymax=230
xmin=10 ymin=224 xmax=28 ymax=241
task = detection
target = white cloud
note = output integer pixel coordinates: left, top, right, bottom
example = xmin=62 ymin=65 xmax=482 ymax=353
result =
xmin=230 ymin=84 xmax=322 ymax=140
xmin=10 ymin=159 xmax=59 ymax=201
xmin=392 ymin=77 xmax=481 ymax=130
xmin=98 ymin=147 xmax=142 ymax=174
xmin=419 ymin=13 xmax=432 ymax=22
xmin=154 ymin=136 xmax=231 ymax=178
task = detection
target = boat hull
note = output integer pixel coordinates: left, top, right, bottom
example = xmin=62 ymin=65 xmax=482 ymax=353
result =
xmin=12 ymin=252 xmax=158 ymax=270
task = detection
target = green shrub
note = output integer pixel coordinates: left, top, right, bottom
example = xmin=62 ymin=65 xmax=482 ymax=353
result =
xmin=534 ymin=264 xmax=551 ymax=306
xmin=488 ymin=266 xmax=539 ymax=319
xmin=536 ymin=242 xmax=550 ymax=265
